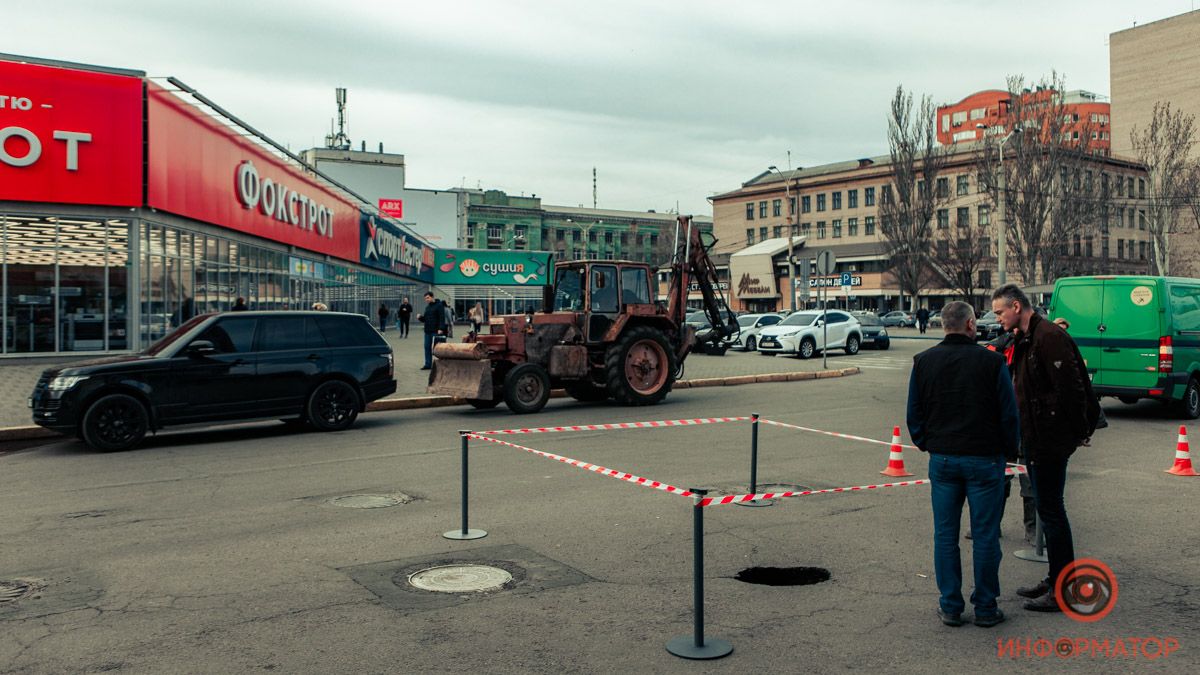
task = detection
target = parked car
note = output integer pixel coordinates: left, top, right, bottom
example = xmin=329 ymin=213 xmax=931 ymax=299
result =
xmin=928 ymin=311 xmax=943 ymax=328
xmin=686 ymin=308 xmax=738 ymax=355
xmin=976 ymin=310 xmax=1003 ymax=341
xmin=729 ymin=313 xmax=784 ymax=351
xmin=850 ymin=311 xmax=890 ymax=350
xmin=880 ymin=311 xmax=917 ymax=328
xmin=756 ymin=310 xmax=863 ymax=358
xmin=29 ymin=311 xmax=397 ymax=452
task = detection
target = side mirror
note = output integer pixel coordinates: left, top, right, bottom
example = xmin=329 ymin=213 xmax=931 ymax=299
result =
xmin=186 ymin=340 xmax=216 ymax=356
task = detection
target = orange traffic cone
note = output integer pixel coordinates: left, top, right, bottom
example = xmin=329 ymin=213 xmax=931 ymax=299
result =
xmin=1166 ymin=425 xmax=1198 ymax=476
xmin=881 ymin=425 xmax=914 ymax=477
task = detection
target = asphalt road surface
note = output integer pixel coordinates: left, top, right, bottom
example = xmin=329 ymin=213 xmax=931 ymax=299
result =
xmin=2 ymin=339 xmax=1197 ymax=673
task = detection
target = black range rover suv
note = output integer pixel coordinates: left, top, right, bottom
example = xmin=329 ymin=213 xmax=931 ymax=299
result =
xmin=30 ymin=311 xmax=396 ymax=452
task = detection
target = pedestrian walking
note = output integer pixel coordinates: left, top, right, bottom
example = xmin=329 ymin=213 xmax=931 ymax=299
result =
xmin=418 ymin=292 xmax=446 ymax=370
xmin=232 ymin=297 xmax=248 ymax=312
xmin=443 ymin=302 xmax=455 ymax=338
xmin=377 ymin=302 xmax=389 ymax=332
xmin=398 ymin=298 xmax=413 ymax=338
xmin=916 ymin=306 xmax=930 ymax=334
xmin=469 ymin=302 xmax=486 ymax=334
xmin=907 ymin=301 xmax=1020 ymax=628
xmin=991 ymin=284 xmax=1100 ymax=613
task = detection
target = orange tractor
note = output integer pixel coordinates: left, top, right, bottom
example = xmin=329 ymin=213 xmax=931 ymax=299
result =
xmin=427 ymin=216 xmax=737 ymax=413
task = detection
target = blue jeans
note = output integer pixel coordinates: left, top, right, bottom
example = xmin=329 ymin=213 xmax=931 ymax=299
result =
xmin=423 ymin=332 xmax=436 ymax=368
xmin=1027 ymin=459 xmax=1074 ymax=590
xmin=929 ymin=454 xmax=1006 ymax=617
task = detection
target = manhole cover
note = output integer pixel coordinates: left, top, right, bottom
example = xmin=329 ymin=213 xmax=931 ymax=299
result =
xmin=330 ymin=494 xmax=409 ymax=509
xmin=407 ymin=565 xmax=513 ymax=593
xmin=735 ymin=566 xmax=830 ymax=586
xmin=0 ymin=580 xmax=38 ymax=604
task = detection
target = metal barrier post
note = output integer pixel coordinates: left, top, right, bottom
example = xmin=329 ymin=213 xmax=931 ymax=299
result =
xmin=737 ymin=413 xmax=771 ymax=507
xmin=1013 ymin=513 xmax=1048 ymax=563
xmin=667 ymin=489 xmax=733 ymax=660
xmin=443 ymin=430 xmax=487 ymax=541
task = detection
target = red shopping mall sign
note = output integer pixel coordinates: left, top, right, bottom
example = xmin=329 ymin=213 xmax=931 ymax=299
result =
xmin=378 ymin=198 xmax=403 ymax=218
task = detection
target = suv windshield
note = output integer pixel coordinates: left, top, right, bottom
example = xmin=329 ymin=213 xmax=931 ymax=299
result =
xmin=779 ymin=312 xmax=819 ymax=327
xmin=144 ymin=314 xmax=212 ymax=356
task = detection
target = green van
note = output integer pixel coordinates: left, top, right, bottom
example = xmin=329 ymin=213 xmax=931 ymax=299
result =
xmin=1050 ymin=275 xmax=1200 ymax=418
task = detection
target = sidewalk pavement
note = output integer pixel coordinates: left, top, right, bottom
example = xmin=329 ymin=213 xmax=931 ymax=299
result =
xmin=0 ymin=321 xmax=860 ymax=430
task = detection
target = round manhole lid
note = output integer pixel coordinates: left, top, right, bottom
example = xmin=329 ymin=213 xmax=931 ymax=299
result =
xmin=0 ymin=580 xmax=38 ymax=604
xmin=408 ymin=565 xmax=513 ymax=593
xmin=330 ymin=494 xmax=409 ymax=509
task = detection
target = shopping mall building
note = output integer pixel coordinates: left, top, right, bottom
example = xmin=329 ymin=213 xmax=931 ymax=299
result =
xmin=0 ymin=54 xmax=434 ymax=356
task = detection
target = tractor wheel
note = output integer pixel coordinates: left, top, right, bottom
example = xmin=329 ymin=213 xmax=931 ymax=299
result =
xmin=605 ymin=325 xmax=676 ymax=406
xmin=565 ymin=381 xmax=609 ymax=402
xmin=503 ymin=363 xmax=551 ymax=414
xmin=467 ymin=397 xmax=502 ymax=409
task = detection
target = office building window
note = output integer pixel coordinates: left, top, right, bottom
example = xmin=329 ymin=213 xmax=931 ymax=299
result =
xmin=802 ymin=195 xmax=811 ymax=213
xmin=789 ymin=196 xmax=796 ymax=215
xmin=1139 ymin=241 xmax=1147 ymax=260
xmin=881 ymin=185 xmax=893 ymax=205
xmin=832 ymin=220 xmax=842 ymax=238
xmin=937 ymin=209 xmax=949 ymax=229
xmin=980 ymin=237 xmax=990 ymax=256
xmin=746 ymin=203 xmax=754 ymax=220
xmin=936 ymin=177 xmax=949 ymax=199
xmin=864 ymin=187 xmax=876 ymax=206
xmin=1102 ymin=237 xmax=1109 ymax=258
xmin=848 ymin=189 xmax=858 ymax=209
xmin=937 ymin=240 xmax=950 ymax=258
xmin=832 ymin=192 xmax=842 ymax=210
xmin=865 ymin=216 xmax=876 ymax=235
xmin=817 ymin=221 xmax=826 ymax=239
xmin=1139 ymin=210 xmax=1146 ymax=230
xmin=817 ymin=194 xmax=826 ymax=211
xmin=978 ymin=270 xmax=991 ymax=289
xmin=759 ymin=226 xmax=768 ymax=241
xmin=978 ymin=205 xmax=990 ymax=226
xmin=772 ymin=199 xmax=782 ymax=217
xmin=848 ymin=217 xmax=858 ymax=237
xmin=791 ymin=224 xmax=799 ymax=237
xmin=802 ymin=222 xmax=812 ymax=235
xmin=957 ymin=175 xmax=969 ymax=196
xmin=957 ymin=207 xmax=969 ymax=227
xmin=1139 ymin=179 xmax=1146 ymax=199
xmin=759 ymin=201 xmax=768 ymax=218
xmin=746 ymin=229 xmax=755 ymax=245
xmin=773 ymin=225 xmax=782 ymax=239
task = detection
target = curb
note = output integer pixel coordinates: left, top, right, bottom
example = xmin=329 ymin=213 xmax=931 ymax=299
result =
xmin=1 ymin=367 xmax=860 ymax=444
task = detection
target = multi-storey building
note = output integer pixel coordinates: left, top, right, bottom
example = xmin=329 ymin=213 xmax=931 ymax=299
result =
xmin=711 ymin=145 xmax=1151 ymax=312
xmin=937 ymin=89 xmax=1112 ymax=153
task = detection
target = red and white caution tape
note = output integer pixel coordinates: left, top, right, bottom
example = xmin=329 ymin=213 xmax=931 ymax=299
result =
xmin=1007 ymin=464 xmax=1027 ymax=475
xmin=465 ymin=433 xmax=694 ymax=498
xmin=475 ymin=416 xmax=751 ymax=436
xmin=759 ymin=417 xmax=919 ymax=450
xmin=698 ymin=479 xmax=931 ymax=507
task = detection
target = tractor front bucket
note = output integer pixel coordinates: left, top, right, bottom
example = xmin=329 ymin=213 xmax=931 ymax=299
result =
xmin=427 ymin=358 xmax=495 ymax=400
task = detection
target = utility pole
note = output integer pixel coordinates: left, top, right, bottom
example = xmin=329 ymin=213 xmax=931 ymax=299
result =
xmin=768 ymin=162 xmax=798 ymax=312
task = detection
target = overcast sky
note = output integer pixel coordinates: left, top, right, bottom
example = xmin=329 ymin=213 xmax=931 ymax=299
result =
xmin=8 ymin=0 xmax=1195 ymax=214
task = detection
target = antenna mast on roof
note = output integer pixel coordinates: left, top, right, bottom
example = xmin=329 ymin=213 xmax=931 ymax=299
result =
xmin=324 ymin=87 xmax=352 ymax=150
xmin=593 ymin=167 xmax=597 ymax=209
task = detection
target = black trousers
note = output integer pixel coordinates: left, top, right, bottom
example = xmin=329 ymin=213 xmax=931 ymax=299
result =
xmin=399 ymin=317 xmax=410 ymax=336
xmin=1028 ymin=459 xmax=1075 ymax=589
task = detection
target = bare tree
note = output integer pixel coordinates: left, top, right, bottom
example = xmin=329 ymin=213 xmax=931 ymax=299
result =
xmin=930 ymin=206 xmax=993 ymax=304
xmin=880 ymin=85 xmax=948 ymax=310
xmin=976 ymin=73 xmax=1108 ymax=285
xmin=1131 ymin=101 xmax=1197 ymax=275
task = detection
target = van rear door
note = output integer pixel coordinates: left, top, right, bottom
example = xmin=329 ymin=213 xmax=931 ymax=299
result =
xmin=1052 ymin=278 xmax=1105 ymax=384
xmin=1099 ymin=278 xmax=1162 ymax=390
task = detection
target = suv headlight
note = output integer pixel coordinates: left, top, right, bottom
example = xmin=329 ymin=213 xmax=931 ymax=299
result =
xmin=48 ymin=375 xmax=88 ymax=391
xmin=879 ymin=328 xmax=887 ymax=336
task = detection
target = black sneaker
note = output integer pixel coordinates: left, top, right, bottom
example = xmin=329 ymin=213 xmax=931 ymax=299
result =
xmin=937 ymin=608 xmax=965 ymax=627
xmin=974 ymin=609 xmax=1006 ymax=628
xmin=1016 ymin=580 xmax=1050 ymax=599
xmin=1023 ymin=592 xmax=1062 ymax=613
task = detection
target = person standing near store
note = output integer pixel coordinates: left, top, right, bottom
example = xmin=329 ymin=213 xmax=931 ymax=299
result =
xmin=377 ymin=302 xmax=389 ymax=332
xmin=469 ymin=302 xmax=486 ymax=334
xmin=991 ymin=284 xmax=1099 ymax=613
xmin=907 ymin=301 xmax=1020 ymax=628
xmin=916 ymin=306 xmax=930 ymax=334
xmin=397 ymin=298 xmax=413 ymax=338
xmin=232 ymin=297 xmax=248 ymax=312
xmin=418 ymin=291 xmax=446 ymax=370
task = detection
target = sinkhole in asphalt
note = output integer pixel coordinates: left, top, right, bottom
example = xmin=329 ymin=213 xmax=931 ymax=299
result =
xmin=407 ymin=565 xmax=514 ymax=593
xmin=0 ymin=580 xmax=39 ymax=604
xmin=734 ymin=567 xmax=831 ymax=587
xmin=330 ymin=493 xmax=411 ymax=509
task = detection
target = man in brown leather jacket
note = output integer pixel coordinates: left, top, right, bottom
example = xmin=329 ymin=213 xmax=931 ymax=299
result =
xmin=991 ymin=284 xmax=1100 ymax=612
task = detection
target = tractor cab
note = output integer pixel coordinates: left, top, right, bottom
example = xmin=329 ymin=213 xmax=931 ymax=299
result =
xmin=551 ymin=261 xmax=656 ymax=343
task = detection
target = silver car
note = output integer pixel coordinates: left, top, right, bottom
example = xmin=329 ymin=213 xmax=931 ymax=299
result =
xmin=729 ymin=313 xmax=784 ymax=351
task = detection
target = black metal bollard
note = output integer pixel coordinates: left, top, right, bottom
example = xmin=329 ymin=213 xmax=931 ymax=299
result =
xmin=666 ymin=489 xmax=733 ymax=660
xmin=1013 ymin=513 xmax=1048 ymax=563
xmin=736 ymin=413 xmax=771 ymax=507
xmin=443 ymin=430 xmax=487 ymax=541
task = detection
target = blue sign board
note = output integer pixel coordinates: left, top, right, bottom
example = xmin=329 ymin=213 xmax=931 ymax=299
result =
xmin=841 ymin=272 xmax=852 ymax=287
xmin=359 ymin=211 xmax=433 ymax=282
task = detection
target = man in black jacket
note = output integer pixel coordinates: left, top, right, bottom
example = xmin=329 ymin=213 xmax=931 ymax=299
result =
xmin=992 ymin=284 xmax=1099 ymax=613
xmin=907 ymin=301 xmax=1021 ymax=628
xmin=418 ymin=291 xmax=446 ymax=370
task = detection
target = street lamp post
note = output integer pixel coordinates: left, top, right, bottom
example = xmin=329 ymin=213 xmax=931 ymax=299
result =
xmin=978 ymin=124 xmax=1021 ymax=286
xmin=767 ymin=165 xmax=797 ymax=312
xmin=565 ymin=218 xmax=602 ymax=259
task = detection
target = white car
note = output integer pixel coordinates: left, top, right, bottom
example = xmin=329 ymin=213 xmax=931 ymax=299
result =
xmin=755 ymin=310 xmax=863 ymax=358
xmin=729 ymin=313 xmax=784 ymax=351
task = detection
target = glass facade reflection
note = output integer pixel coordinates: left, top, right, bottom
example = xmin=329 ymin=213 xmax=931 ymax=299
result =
xmin=0 ymin=213 xmax=425 ymax=355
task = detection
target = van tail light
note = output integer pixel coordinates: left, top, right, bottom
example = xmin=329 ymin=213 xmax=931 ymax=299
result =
xmin=1159 ymin=336 xmax=1173 ymax=373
